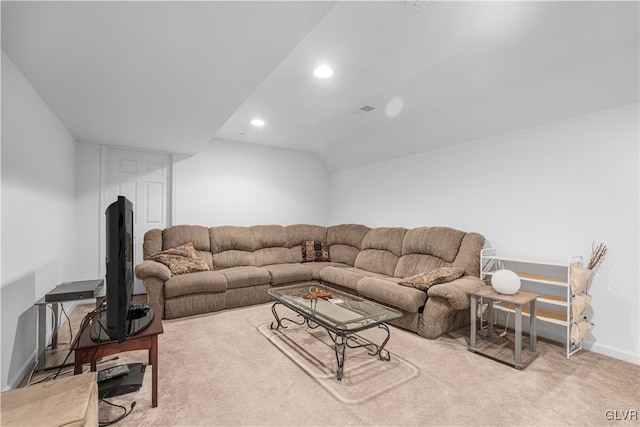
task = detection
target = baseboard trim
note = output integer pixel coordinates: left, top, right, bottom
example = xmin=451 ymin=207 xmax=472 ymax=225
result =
xmin=4 ymin=301 xmax=79 ymax=391
xmin=585 ymin=342 xmax=640 ymax=365
xmin=4 ymin=350 xmax=37 ymax=391
xmin=487 ymin=313 xmax=639 ymax=364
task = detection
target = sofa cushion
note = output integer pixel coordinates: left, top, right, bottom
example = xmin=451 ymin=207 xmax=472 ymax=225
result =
xmin=328 ymin=245 xmax=360 ymax=267
xmin=150 ymin=243 xmax=210 ymax=276
xmin=210 ymin=226 xmax=255 ymax=252
xmin=285 ymin=224 xmax=327 ymax=248
xmin=159 ymin=226 xmax=213 ymax=269
xmin=251 ymin=225 xmax=288 ymax=248
xmin=361 ymin=227 xmax=406 ymax=256
xmin=287 ymin=224 xmax=328 ymax=262
xmin=401 ymin=227 xmax=466 ymax=262
xmin=354 ymin=227 xmax=406 ymax=276
xmin=213 ymin=250 xmax=256 ymax=270
xmin=395 ymin=227 xmax=475 ymax=278
xmin=250 ymin=225 xmax=293 ymax=266
xmin=164 ymin=270 xmax=227 ymax=298
xmin=327 ymin=224 xmax=370 ymax=266
xmin=356 ymin=277 xmax=427 ymax=313
xmin=198 ymin=252 xmax=214 ymax=270
xmin=394 ymin=254 xmax=449 ymax=279
xmin=210 ymin=226 xmax=256 ymax=270
xmin=303 ymin=261 xmax=350 ymax=280
xmin=399 ymin=266 xmax=465 ymax=292
xmin=327 ymin=224 xmax=370 ymax=247
xmin=219 ymin=266 xmax=271 ymax=289
xmin=262 ymin=263 xmax=313 ymax=286
xmin=320 ymin=266 xmax=388 ymax=292
xmin=301 ymin=240 xmax=330 ymax=262
xmin=254 ymin=247 xmax=293 ymax=266
xmin=163 ymin=225 xmax=211 ymax=252
xmin=452 ymin=232 xmax=486 ymax=277
xmin=143 ymin=229 xmax=163 ymax=259
xmin=354 ymin=249 xmax=400 ymax=277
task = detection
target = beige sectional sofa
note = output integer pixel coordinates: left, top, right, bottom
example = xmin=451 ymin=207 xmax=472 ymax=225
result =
xmin=135 ymin=224 xmax=485 ymax=339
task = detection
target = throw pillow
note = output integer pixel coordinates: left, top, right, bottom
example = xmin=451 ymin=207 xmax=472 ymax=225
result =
xmin=150 ymin=242 xmax=210 ymax=276
xmin=301 ymin=240 xmax=330 ymax=263
xmin=399 ymin=266 xmax=465 ymax=292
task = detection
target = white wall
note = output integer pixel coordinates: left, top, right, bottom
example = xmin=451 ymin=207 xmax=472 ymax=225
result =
xmin=328 ymin=103 xmax=639 ymax=364
xmin=1 ymin=52 xmax=78 ymax=389
xmin=75 ymin=142 xmax=102 ymax=279
xmin=174 ymin=139 xmax=329 ymax=226
xmin=73 ymin=138 xmax=330 ymax=285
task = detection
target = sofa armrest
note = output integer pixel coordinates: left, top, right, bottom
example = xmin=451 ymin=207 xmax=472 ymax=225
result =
xmin=427 ymin=276 xmax=485 ymax=310
xmin=135 ymin=260 xmax=171 ymax=281
xmin=135 ymin=260 xmax=170 ymax=319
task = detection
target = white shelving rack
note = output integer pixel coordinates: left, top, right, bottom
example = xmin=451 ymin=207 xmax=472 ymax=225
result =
xmin=480 ymin=248 xmax=584 ymax=358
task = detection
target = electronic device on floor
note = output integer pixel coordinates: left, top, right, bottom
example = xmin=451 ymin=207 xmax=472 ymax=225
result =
xmin=98 ymin=364 xmax=130 ymax=382
xmin=98 ymin=363 xmax=145 ymax=399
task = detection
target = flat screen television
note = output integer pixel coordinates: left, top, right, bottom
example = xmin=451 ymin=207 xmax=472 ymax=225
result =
xmin=91 ymin=196 xmax=153 ymax=343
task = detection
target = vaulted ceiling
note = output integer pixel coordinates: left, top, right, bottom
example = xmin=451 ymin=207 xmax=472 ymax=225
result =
xmin=3 ymin=1 xmax=638 ymax=172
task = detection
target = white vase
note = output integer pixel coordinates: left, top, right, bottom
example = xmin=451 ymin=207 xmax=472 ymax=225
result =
xmin=491 ymin=270 xmax=521 ymax=295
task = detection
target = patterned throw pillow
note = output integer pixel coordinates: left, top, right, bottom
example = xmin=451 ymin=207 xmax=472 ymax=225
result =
xmin=399 ymin=266 xmax=465 ymax=292
xmin=150 ymin=242 xmax=210 ymax=276
xmin=301 ymin=240 xmax=330 ymax=263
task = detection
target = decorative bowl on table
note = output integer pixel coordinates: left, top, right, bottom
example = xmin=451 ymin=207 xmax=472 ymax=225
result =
xmin=303 ymin=289 xmax=332 ymax=299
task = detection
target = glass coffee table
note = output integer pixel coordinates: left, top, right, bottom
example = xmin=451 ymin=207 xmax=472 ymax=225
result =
xmin=267 ymin=283 xmax=402 ymax=380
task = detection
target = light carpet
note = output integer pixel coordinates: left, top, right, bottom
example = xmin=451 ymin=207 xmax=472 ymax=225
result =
xmin=257 ymin=322 xmax=419 ymax=404
xmin=44 ymin=302 xmax=640 ymax=426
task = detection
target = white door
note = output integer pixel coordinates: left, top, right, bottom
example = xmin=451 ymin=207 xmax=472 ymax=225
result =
xmin=106 ymin=147 xmax=171 ymax=294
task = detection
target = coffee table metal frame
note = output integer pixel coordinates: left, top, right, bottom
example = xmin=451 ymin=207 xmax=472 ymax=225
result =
xmin=267 ymin=283 xmax=402 ymax=380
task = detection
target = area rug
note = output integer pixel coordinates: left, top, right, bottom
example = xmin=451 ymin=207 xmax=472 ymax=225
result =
xmin=257 ymin=322 xmax=419 ymax=403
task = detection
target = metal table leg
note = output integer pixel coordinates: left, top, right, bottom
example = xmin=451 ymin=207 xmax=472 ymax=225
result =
xmin=515 ymin=304 xmax=522 ymax=366
xmin=529 ymin=299 xmax=537 ymax=352
xmin=51 ymin=303 xmax=59 ymax=349
xmin=487 ymin=299 xmax=494 ymax=340
xmin=333 ymin=333 xmax=347 ymax=381
xmin=470 ymin=295 xmax=477 ymax=349
xmin=37 ymin=304 xmax=47 ymax=372
xmin=36 ymin=302 xmax=60 ymax=372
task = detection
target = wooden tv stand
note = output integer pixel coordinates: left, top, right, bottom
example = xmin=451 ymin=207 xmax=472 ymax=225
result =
xmin=73 ymin=303 xmax=163 ymax=407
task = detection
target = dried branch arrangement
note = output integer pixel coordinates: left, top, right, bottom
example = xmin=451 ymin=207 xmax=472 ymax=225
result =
xmin=587 ymin=241 xmax=607 ymax=270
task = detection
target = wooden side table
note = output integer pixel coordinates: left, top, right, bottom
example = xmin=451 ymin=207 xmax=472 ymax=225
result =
xmin=469 ymin=287 xmax=539 ymax=369
xmin=73 ymin=304 xmax=163 ymax=407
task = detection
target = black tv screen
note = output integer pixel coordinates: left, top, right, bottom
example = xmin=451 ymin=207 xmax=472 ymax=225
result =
xmin=91 ymin=196 xmax=153 ymax=343
xmin=104 ymin=195 xmax=134 ymax=342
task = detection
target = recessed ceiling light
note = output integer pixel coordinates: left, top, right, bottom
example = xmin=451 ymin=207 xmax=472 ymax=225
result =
xmin=251 ymin=119 xmax=265 ymax=126
xmin=385 ymin=97 xmax=404 ymax=118
xmin=313 ymin=64 xmax=334 ymax=78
